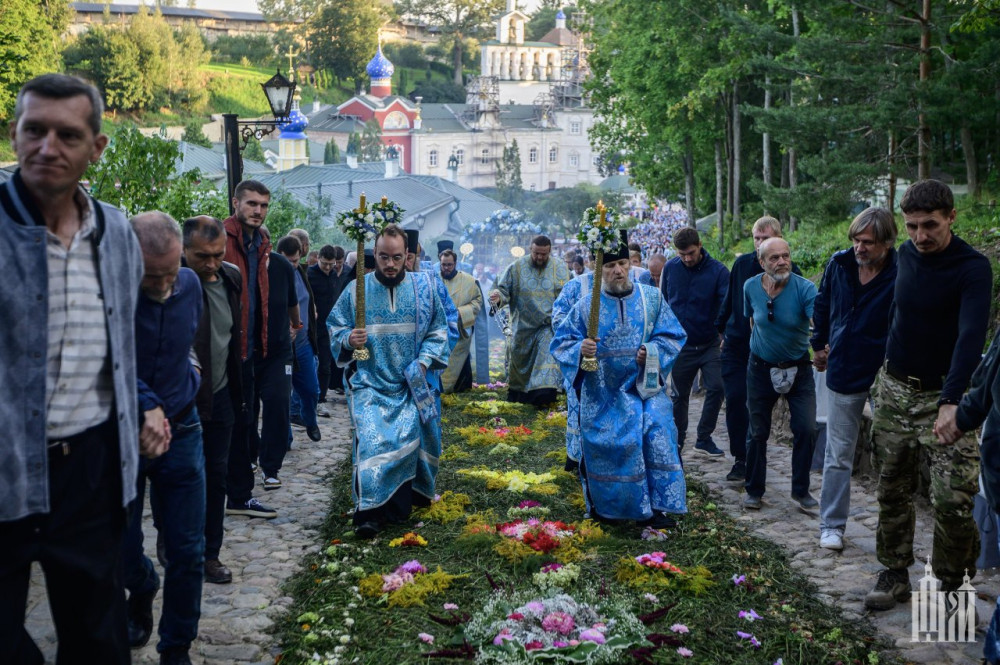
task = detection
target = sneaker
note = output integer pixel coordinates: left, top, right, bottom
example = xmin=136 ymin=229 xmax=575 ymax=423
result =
xmin=225 ymin=498 xmax=278 ymax=519
xmin=694 ymin=439 xmax=725 ymax=457
xmin=204 ymin=559 xmax=233 ymax=584
xmin=864 ymin=568 xmax=911 ymax=610
xmin=317 ymin=405 xmax=331 ymax=418
xmin=743 ymin=494 xmax=762 ymax=510
xmin=791 ymin=492 xmax=819 ymax=510
xmin=160 ymin=646 xmax=193 ymax=665
xmin=726 ymin=461 xmax=746 ymax=482
xmin=306 ymin=426 xmax=322 ymax=442
xmin=290 ymin=415 xmax=307 ymax=430
xmin=819 ymin=529 xmax=844 ymax=551
xmin=262 ymin=473 xmax=281 ymax=490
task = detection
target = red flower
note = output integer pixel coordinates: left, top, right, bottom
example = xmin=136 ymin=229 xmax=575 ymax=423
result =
xmin=507 ymin=612 xmax=525 ymax=621
xmin=523 ymin=531 xmax=560 ymax=553
xmin=524 ymin=641 xmax=544 ymax=651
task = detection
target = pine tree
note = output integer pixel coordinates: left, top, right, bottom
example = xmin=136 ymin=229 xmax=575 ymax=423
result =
xmin=496 ymin=139 xmax=524 ymax=208
xmin=324 ymin=139 xmax=341 ymax=164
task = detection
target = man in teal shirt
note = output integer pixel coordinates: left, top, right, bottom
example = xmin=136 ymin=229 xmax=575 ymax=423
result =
xmin=742 ymin=238 xmax=818 ymax=511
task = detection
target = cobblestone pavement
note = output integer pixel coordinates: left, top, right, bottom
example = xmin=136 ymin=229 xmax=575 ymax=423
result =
xmin=681 ymin=395 xmax=996 ymax=665
xmin=24 ymin=399 xmax=353 ymax=665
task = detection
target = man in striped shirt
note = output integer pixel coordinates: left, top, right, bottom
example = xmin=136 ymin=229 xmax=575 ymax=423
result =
xmin=0 ymin=75 xmax=166 ymax=665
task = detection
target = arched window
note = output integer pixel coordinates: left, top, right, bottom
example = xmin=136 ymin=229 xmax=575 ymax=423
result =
xmin=549 ymin=146 xmax=558 ymax=163
xmin=455 ymin=148 xmax=465 ymax=165
xmin=528 ymin=147 xmax=539 ymax=164
xmin=429 ymin=150 xmax=439 ymax=167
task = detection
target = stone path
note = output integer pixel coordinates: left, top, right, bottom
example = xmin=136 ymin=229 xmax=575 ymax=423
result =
xmin=681 ymin=395 xmax=996 ymax=665
xmin=24 ymin=400 xmax=353 ymax=665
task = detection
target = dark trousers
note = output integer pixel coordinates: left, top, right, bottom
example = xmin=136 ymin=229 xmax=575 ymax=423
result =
xmin=252 ymin=347 xmax=293 ymax=477
xmin=0 ymin=420 xmax=129 ymax=665
xmin=721 ymin=343 xmax=751 ymax=463
xmin=227 ymin=358 xmax=256 ymax=505
xmin=317 ymin=328 xmax=333 ymax=400
xmin=353 ymin=480 xmax=431 ymax=528
xmin=507 ymin=388 xmax=558 ymax=407
xmin=123 ymin=409 xmax=205 ymax=652
xmin=745 ymin=354 xmax=817 ymax=498
xmin=202 ymin=388 xmax=234 ymax=560
xmin=670 ymin=342 xmax=724 ymax=448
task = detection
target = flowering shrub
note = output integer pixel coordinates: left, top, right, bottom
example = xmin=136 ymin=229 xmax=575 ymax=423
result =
xmin=456 ymin=423 xmax=536 ymax=447
xmin=358 ymin=560 xmax=466 ymax=608
xmin=615 ymin=553 xmax=715 ymax=595
xmin=458 ymin=516 xmax=605 ymax=564
xmin=506 ymin=500 xmax=551 ymax=520
xmin=462 ymin=589 xmax=648 ymax=663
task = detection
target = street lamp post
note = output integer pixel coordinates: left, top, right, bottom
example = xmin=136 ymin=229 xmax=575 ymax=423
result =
xmin=223 ymin=70 xmax=296 ymax=214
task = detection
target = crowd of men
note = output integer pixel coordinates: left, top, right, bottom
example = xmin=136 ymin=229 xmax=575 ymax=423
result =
xmin=6 ymin=72 xmax=1000 ymax=665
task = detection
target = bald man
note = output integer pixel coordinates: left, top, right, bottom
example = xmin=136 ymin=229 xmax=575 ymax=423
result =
xmin=741 ymin=238 xmax=818 ymax=512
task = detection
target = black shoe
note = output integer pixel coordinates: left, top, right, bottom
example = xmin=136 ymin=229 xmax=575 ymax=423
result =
xmin=864 ymin=568 xmax=911 ymax=610
xmin=205 ymin=559 xmax=233 ymax=584
xmin=791 ymin=492 xmax=819 ymax=510
xmin=306 ymin=426 xmax=322 ymax=442
xmin=290 ymin=415 xmax=307 ymax=430
xmin=726 ymin=461 xmax=746 ymax=482
xmin=639 ymin=513 xmax=677 ymax=529
xmin=355 ymin=521 xmax=380 ymax=539
xmin=160 ymin=646 xmax=193 ymax=665
xmin=127 ymin=587 xmax=157 ymax=648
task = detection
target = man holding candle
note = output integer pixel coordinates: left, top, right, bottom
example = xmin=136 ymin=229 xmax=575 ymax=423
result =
xmin=328 ymin=224 xmax=450 ymax=539
xmin=550 ymin=231 xmax=688 ymax=528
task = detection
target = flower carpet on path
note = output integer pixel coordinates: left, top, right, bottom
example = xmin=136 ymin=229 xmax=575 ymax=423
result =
xmin=278 ymin=389 xmax=900 ymax=665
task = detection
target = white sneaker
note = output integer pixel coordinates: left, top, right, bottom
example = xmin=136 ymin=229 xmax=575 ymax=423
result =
xmin=819 ymin=529 xmax=843 ymax=551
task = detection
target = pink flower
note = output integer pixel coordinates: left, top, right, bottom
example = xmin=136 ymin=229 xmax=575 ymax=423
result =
xmin=677 ymin=647 xmax=693 ymax=658
xmin=397 ymin=560 xmax=426 ymax=575
xmin=524 ymin=641 xmax=544 ymax=651
xmin=732 ymin=574 xmax=746 ymax=586
xmin=418 ymin=632 xmax=434 ymax=644
xmin=579 ymin=629 xmax=606 ymax=644
xmin=443 ymin=603 xmax=459 ymax=610
xmin=670 ymin=623 xmax=689 ymax=634
xmin=541 ymin=611 xmax=575 ymax=635
xmin=519 ymin=500 xmax=541 ymax=508
xmin=750 ymin=636 xmax=761 ymax=649
xmin=737 ymin=631 xmax=753 ymax=640
xmin=507 ymin=613 xmax=525 ymax=621
xmin=568 ymin=640 xmax=579 ymax=646
xmin=553 ymin=641 xmax=568 ymax=647
xmin=381 ymin=571 xmax=414 ymax=592
xmin=739 ymin=609 xmax=761 ymax=621
xmin=493 ymin=629 xmax=513 ymax=645
xmin=541 ymin=563 xmax=564 ymax=573
xmin=524 ymin=601 xmax=545 ymax=614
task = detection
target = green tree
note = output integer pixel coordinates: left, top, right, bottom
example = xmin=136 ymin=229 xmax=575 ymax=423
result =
xmin=397 ymin=0 xmax=504 ymax=85
xmin=524 ymin=183 xmax=601 ymax=236
xmin=0 ymin=0 xmax=64 ymax=122
xmin=409 ymin=79 xmax=466 ymax=103
xmin=243 ymin=136 xmax=266 ymax=162
xmin=69 ymin=27 xmax=150 ymax=112
xmin=358 ymin=119 xmax=383 ymax=162
xmin=346 ymin=132 xmax=361 ymax=156
xmin=496 ymin=139 xmax=525 ymax=208
xmin=324 ymin=139 xmax=341 ymax=164
xmin=306 ymin=0 xmax=387 ymax=91
xmin=181 ymin=120 xmax=213 ymax=148
xmin=526 ymin=6 xmax=558 ymax=42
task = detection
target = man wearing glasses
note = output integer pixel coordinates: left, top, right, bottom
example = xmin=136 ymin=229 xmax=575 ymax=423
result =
xmin=328 ymin=224 xmax=450 ymax=539
xmin=742 ymin=237 xmax=818 ymax=512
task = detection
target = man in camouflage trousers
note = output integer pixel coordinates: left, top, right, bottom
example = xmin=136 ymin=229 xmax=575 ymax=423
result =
xmin=864 ymin=180 xmax=992 ymax=611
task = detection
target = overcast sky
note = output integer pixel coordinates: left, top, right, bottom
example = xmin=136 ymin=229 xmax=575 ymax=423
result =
xmin=196 ymin=0 xmax=260 ymax=11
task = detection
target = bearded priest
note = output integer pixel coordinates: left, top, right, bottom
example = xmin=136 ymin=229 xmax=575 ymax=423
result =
xmin=328 ymin=224 xmax=450 ymax=539
xmin=550 ymin=230 xmax=688 ymax=529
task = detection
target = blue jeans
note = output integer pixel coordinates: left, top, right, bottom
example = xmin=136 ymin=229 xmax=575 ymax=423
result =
xmin=819 ymin=389 xmax=869 ymax=532
xmin=721 ymin=342 xmax=750 ymax=463
xmin=670 ymin=342 xmax=724 ymax=448
xmin=745 ymin=354 xmax=816 ymax=499
xmin=123 ymin=408 xmax=205 ymax=652
xmin=290 ymin=335 xmax=319 ymax=429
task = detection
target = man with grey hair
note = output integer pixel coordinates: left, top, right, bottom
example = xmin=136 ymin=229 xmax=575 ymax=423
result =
xmin=811 ymin=208 xmax=898 ymax=551
xmin=742 ymin=237 xmax=818 ymax=512
xmin=1 ymin=73 xmax=154 ymax=665
xmin=125 ymin=212 xmax=206 ymax=665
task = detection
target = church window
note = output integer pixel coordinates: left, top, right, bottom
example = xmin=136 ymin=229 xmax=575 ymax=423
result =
xmin=528 ymin=147 xmax=538 ymax=164
xmin=570 ymin=121 xmax=582 ymax=135
xmin=429 ymin=150 xmax=438 ymax=167
xmin=549 ymin=146 xmax=558 ymax=163
xmin=455 ymin=148 xmax=465 ymax=165
xmin=569 ymin=152 xmax=579 ymax=167
xmin=481 ymin=148 xmax=490 ymax=164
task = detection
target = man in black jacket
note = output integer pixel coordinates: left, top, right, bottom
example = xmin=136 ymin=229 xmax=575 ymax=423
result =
xmin=182 ymin=216 xmax=243 ymax=585
xmin=308 ymin=245 xmax=348 ymax=401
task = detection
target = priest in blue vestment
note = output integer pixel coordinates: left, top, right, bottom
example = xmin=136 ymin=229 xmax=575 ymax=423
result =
xmin=329 ymin=225 xmax=450 ymax=539
xmin=551 ymin=231 xmax=688 ymax=528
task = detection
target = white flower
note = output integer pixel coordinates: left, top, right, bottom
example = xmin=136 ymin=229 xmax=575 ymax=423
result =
xmin=587 ymin=228 xmax=600 ymax=242
xmin=339 ymin=635 xmax=351 ymax=645
xmin=344 ymin=618 xmax=355 ymax=627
